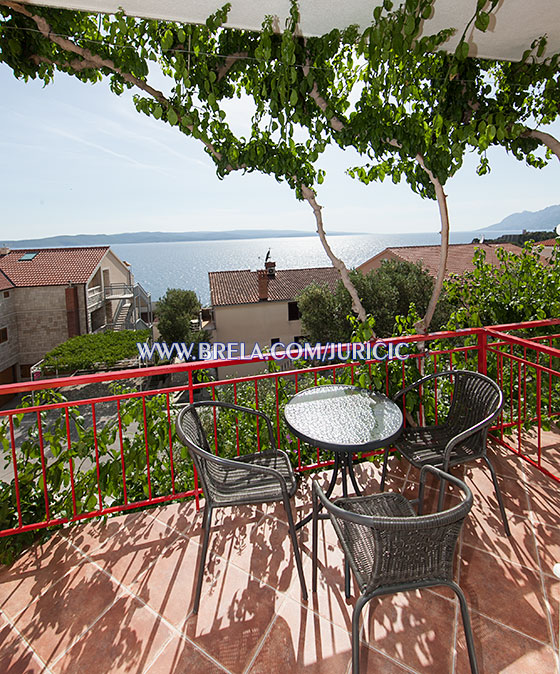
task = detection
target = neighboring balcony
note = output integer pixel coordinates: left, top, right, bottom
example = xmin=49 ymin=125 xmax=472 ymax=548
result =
xmin=87 ymin=282 xmax=153 ymax=333
xmin=0 ymin=320 xmax=559 ymax=673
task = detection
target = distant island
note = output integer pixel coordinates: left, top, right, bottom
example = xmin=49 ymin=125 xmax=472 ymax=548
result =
xmin=2 ymin=229 xmax=357 ymax=248
xmin=479 ymin=204 xmax=560 ymax=233
xmin=472 ymin=230 xmax=557 ymax=246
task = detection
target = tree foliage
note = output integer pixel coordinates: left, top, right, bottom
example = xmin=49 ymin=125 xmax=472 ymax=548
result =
xmin=444 ymin=242 xmax=560 ymax=328
xmin=154 ymin=288 xmax=203 ymax=346
xmin=297 ymin=260 xmax=452 ymax=342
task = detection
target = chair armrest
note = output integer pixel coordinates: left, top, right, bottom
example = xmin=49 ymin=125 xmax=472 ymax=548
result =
xmin=441 ymin=405 xmax=502 ymax=464
xmin=313 ymin=476 xmax=471 ymax=530
xmin=193 ymin=444 xmax=292 ymax=495
xmin=392 ymin=369 xmax=459 ymax=403
xmin=418 ymin=465 xmax=473 ymax=515
xmin=187 ymin=400 xmax=277 ymax=448
xmin=176 ymin=403 xmax=291 ymax=495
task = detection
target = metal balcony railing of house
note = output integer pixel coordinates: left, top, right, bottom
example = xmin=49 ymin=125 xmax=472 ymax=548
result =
xmin=86 ymin=285 xmax=104 ymax=308
xmin=87 ymin=282 xmax=151 ymax=305
xmin=88 ymin=282 xmax=153 ymax=333
xmin=0 ymin=319 xmax=558 ymax=540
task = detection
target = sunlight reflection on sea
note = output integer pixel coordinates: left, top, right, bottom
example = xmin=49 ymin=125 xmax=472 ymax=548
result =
xmin=113 ymin=230 xmax=479 ymax=304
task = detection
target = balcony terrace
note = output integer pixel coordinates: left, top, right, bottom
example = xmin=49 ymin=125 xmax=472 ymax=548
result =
xmin=0 ymin=321 xmax=559 ymax=673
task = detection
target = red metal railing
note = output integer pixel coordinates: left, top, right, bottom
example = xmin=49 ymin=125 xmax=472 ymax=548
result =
xmin=0 ymin=319 xmax=559 ymax=539
xmin=484 ymin=327 xmax=560 ymax=481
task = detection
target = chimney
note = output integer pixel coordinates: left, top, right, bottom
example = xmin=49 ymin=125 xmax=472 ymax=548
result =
xmin=0 ymin=246 xmax=10 ymax=256
xmin=257 ymin=269 xmax=268 ymax=301
xmin=265 ymin=260 xmax=276 ymax=277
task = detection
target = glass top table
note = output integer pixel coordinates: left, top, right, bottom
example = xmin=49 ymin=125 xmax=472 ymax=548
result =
xmin=284 ymin=384 xmax=403 ymax=528
xmin=284 ymin=384 xmax=403 ymax=452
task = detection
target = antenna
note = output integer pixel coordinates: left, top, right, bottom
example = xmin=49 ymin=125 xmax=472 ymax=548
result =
xmin=265 ymin=249 xmax=271 ymax=263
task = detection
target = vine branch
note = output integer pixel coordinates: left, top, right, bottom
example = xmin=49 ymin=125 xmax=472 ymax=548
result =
xmin=0 ymin=0 xmax=229 ymax=164
xmin=300 ymin=184 xmax=368 ymax=324
xmin=522 ymin=128 xmax=560 ymax=162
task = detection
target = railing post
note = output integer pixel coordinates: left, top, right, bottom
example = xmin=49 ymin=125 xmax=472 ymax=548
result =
xmin=188 ymin=369 xmax=194 ymax=404
xmin=477 ymin=329 xmax=487 ymax=375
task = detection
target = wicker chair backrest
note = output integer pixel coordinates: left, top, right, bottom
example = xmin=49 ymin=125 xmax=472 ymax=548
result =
xmin=176 ymin=405 xmax=233 ymax=505
xmin=317 ymin=471 xmax=472 ymax=594
xmin=445 ymin=371 xmax=502 ymax=455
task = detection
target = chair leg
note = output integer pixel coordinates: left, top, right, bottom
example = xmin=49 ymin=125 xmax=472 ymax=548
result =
xmin=193 ymin=505 xmax=213 ymax=614
xmin=312 ymin=493 xmax=318 ymax=593
xmin=483 ymin=455 xmax=511 ymax=536
xmin=437 ymin=479 xmax=446 ymax=512
xmin=449 ymin=581 xmax=479 ymax=674
xmin=351 ymin=594 xmax=370 ymax=674
xmin=380 ymin=447 xmax=390 ymax=492
xmin=283 ymin=494 xmax=308 ymax=601
xmin=437 ymin=457 xmax=452 ymax=513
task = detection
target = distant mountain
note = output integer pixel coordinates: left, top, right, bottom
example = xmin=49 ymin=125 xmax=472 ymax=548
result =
xmin=480 ymin=205 xmax=560 ymax=233
xmin=1 ymin=229 xmax=354 ymax=248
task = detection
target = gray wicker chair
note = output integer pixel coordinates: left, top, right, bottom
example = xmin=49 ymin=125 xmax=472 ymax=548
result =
xmin=380 ymin=369 xmax=510 ymax=536
xmin=176 ymin=401 xmax=308 ymax=613
xmin=312 ymin=466 xmax=478 ymax=674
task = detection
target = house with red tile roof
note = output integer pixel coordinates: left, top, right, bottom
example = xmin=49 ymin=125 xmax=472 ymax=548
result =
xmin=357 ymin=242 xmax=527 ymax=278
xmin=536 ymin=238 xmax=559 ymax=261
xmin=208 ymin=261 xmax=340 ymax=372
xmin=0 ymin=246 xmax=152 ymax=387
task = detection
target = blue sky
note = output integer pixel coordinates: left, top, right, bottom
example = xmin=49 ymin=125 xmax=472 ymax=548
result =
xmin=1 ymin=63 xmax=559 ymax=241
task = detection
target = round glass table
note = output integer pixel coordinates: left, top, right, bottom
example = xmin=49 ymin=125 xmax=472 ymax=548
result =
xmin=284 ymin=384 xmax=403 ymax=528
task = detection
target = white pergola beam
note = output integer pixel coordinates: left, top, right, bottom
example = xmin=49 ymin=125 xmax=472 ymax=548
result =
xmin=17 ymin=0 xmax=560 ymax=61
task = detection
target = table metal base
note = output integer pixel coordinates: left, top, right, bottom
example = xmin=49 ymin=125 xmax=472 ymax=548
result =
xmin=297 ymin=451 xmax=363 ymax=597
xmin=296 ymin=451 xmax=364 ymax=530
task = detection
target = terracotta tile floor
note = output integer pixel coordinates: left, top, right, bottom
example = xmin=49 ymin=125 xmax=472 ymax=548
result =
xmin=1 ymin=441 xmax=560 ymax=674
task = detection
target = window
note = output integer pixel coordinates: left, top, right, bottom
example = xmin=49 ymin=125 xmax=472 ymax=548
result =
xmin=18 ymin=252 xmax=38 ymax=261
xmin=270 ymin=338 xmax=280 ymax=346
xmin=294 ymin=336 xmax=305 ymax=344
xmin=0 ymin=327 xmax=7 ymax=343
xmin=288 ymin=301 xmax=300 ymax=321
xmin=3 ymin=291 xmax=9 ymax=298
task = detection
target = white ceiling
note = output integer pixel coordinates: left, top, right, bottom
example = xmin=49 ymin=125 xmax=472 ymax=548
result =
xmin=19 ymin=0 xmax=560 ymax=61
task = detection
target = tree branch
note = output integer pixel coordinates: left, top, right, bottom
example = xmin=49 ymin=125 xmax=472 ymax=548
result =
xmin=302 ymin=64 xmax=345 ymax=131
xmin=1 ymin=0 xmax=230 ymax=165
xmin=301 ymin=70 xmax=452 ymax=333
xmin=522 ymin=128 xmax=560 ymax=162
xmin=300 ymin=184 xmax=368 ymax=325
xmin=216 ymin=52 xmax=248 ymax=81
xmin=413 ymin=154 xmax=450 ymax=334
xmin=2 ymin=1 xmax=167 ymax=103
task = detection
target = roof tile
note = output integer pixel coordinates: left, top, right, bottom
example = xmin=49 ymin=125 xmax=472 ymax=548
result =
xmin=0 ymin=270 xmax=15 ymax=291
xmin=0 ymin=247 xmax=109 ymax=287
xmin=209 ymin=266 xmax=340 ymax=306
xmin=358 ymin=243 xmax=531 ymax=278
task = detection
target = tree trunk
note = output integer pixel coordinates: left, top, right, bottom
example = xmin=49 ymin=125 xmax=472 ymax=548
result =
xmin=413 ymin=155 xmax=450 ymax=334
xmin=300 ymin=184 xmax=368 ymax=325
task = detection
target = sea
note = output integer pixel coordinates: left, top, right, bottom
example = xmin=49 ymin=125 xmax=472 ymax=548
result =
xmin=112 ymin=229 xmax=486 ymax=305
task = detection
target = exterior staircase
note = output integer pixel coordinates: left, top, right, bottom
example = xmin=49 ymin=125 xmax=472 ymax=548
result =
xmin=113 ymin=299 xmax=132 ymax=330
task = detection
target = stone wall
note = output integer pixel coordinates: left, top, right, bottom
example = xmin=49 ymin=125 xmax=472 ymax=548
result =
xmin=0 ymin=289 xmax=19 ymax=373
xmin=12 ymin=285 xmax=84 ymax=368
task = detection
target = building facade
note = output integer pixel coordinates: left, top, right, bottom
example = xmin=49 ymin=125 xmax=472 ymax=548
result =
xmin=209 ymin=261 xmax=340 ymax=374
xmin=0 ymin=246 xmax=152 ymax=386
